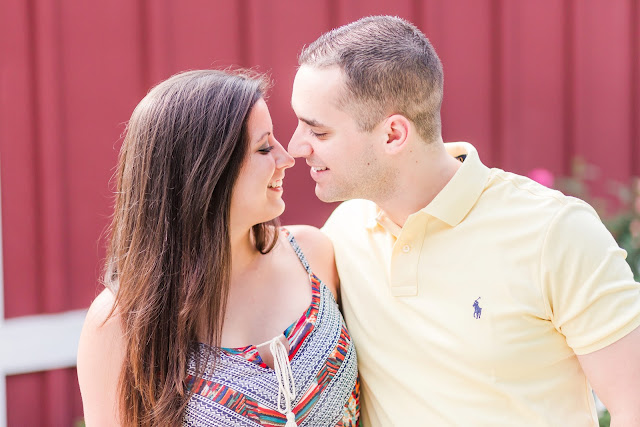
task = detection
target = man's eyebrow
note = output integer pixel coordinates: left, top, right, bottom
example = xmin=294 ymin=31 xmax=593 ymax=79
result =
xmin=290 ymin=101 xmax=328 ymax=128
xmin=299 ymin=117 xmax=327 ymax=128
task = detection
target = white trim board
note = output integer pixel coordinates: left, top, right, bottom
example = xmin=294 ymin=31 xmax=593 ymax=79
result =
xmin=0 ymin=310 xmax=87 ymax=375
xmin=0 ymin=310 xmax=87 ymax=427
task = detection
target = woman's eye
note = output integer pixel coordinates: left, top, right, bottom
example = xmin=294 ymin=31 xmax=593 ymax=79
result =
xmin=259 ymin=145 xmax=275 ymax=154
xmin=309 ymin=129 xmax=327 ymax=138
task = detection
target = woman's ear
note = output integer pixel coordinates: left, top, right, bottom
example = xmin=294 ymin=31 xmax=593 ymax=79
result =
xmin=382 ymin=114 xmax=410 ymax=155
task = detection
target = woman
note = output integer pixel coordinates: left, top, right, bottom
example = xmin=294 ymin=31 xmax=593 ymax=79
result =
xmin=77 ymin=70 xmax=359 ymax=426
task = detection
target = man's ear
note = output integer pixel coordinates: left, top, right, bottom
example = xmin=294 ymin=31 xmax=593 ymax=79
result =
xmin=382 ymin=114 xmax=410 ymax=155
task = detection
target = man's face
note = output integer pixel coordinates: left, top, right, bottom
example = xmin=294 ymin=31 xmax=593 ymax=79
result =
xmin=288 ymin=65 xmax=385 ymax=203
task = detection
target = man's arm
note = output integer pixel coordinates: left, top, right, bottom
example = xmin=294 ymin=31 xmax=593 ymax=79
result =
xmin=577 ymin=326 xmax=640 ymax=426
xmin=540 ymin=201 xmax=640 ymax=424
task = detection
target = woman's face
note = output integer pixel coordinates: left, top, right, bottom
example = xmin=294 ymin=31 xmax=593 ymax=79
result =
xmin=230 ymin=98 xmax=295 ymax=230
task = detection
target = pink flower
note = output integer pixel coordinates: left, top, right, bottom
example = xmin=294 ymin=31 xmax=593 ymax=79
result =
xmin=528 ymin=168 xmax=555 ymax=188
xmin=630 ymin=219 xmax=640 ymax=238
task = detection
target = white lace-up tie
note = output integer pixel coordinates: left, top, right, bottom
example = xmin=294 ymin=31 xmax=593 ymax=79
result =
xmin=268 ymin=337 xmax=297 ymax=427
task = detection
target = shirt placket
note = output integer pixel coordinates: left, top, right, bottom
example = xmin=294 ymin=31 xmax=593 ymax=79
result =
xmin=388 ymin=214 xmax=427 ymax=297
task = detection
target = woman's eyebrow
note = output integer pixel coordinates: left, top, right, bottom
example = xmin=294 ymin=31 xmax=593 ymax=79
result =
xmin=254 ymin=131 xmax=271 ymax=144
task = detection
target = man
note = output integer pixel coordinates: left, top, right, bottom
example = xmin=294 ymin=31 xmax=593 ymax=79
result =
xmin=288 ymin=15 xmax=640 ymax=426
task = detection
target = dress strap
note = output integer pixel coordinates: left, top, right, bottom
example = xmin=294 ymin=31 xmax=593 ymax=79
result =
xmin=281 ymin=228 xmax=313 ymax=275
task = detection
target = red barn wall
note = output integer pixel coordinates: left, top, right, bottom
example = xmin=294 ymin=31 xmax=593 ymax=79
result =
xmin=0 ymin=0 xmax=637 ymax=425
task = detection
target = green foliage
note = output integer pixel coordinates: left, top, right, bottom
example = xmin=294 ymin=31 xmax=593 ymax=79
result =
xmin=599 ymin=409 xmax=611 ymax=427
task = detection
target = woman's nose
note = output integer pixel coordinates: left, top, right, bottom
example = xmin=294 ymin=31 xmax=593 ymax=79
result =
xmin=275 ymin=140 xmax=295 ymax=169
xmin=287 ymin=124 xmax=312 ymax=158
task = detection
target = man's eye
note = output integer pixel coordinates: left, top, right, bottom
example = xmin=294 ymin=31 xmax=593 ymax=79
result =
xmin=259 ymin=145 xmax=275 ymax=154
xmin=309 ymin=129 xmax=327 ymax=138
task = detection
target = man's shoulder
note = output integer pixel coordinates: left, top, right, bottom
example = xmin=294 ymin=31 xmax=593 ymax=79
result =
xmin=487 ymin=168 xmax=582 ymax=210
xmin=482 ymin=168 xmax=604 ymax=236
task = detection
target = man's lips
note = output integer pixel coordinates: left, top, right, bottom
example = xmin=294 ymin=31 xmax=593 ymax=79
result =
xmin=309 ymin=166 xmax=329 ymax=181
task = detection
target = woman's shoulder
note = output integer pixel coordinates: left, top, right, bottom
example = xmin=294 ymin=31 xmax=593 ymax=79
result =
xmin=284 ymin=224 xmax=329 ymax=246
xmin=283 ymin=225 xmax=333 ymax=263
xmin=77 ymin=287 xmax=125 ymax=425
xmin=283 ymin=225 xmax=339 ymax=298
xmin=78 ymin=286 xmax=125 ymax=370
xmin=82 ymin=288 xmax=120 ymax=334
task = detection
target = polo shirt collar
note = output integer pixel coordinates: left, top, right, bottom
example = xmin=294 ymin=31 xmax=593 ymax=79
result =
xmin=368 ymin=142 xmax=490 ymax=233
xmin=374 ymin=208 xmax=402 ymax=237
xmin=421 ymin=142 xmax=490 ymax=227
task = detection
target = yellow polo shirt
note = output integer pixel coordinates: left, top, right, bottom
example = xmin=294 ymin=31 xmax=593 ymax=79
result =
xmin=323 ymin=142 xmax=640 ymax=426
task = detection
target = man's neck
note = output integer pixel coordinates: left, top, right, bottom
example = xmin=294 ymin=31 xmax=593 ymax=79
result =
xmin=375 ymin=144 xmax=462 ymax=228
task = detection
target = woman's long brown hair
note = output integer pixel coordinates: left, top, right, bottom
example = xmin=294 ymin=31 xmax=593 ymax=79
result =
xmin=104 ymin=70 xmax=278 ymax=426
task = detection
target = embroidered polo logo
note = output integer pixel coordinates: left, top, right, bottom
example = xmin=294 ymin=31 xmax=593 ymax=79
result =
xmin=473 ymin=298 xmax=482 ymax=319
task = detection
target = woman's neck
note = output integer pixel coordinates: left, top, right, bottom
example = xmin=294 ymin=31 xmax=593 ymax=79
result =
xmin=229 ymin=227 xmax=261 ymax=279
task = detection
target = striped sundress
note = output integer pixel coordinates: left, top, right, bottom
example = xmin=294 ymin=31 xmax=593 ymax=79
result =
xmin=183 ymin=229 xmax=360 ymax=426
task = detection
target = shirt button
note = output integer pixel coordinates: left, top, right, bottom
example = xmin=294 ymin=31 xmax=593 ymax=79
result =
xmin=402 ymin=245 xmax=411 ymax=253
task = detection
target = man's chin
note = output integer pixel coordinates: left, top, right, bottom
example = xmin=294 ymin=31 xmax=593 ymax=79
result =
xmin=314 ymin=185 xmax=347 ymax=204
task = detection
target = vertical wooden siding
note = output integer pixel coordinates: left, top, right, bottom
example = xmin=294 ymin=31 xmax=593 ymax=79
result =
xmin=0 ymin=0 xmax=637 ymax=424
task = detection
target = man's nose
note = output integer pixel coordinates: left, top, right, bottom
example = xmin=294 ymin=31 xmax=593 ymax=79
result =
xmin=288 ymin=124 xmax=312 ymax=158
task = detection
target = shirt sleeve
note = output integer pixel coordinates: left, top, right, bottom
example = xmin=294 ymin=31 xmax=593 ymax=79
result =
xmin=540 ymin=200 xmax=640 ymax=355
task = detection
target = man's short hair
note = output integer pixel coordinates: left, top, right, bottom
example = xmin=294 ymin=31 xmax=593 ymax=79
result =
xmin=299 ymin=15 xmax=444 ymax=142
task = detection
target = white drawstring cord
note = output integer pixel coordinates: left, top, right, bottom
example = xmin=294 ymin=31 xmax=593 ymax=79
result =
xmin=269 ymin=337 xmax=297 ymax=427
